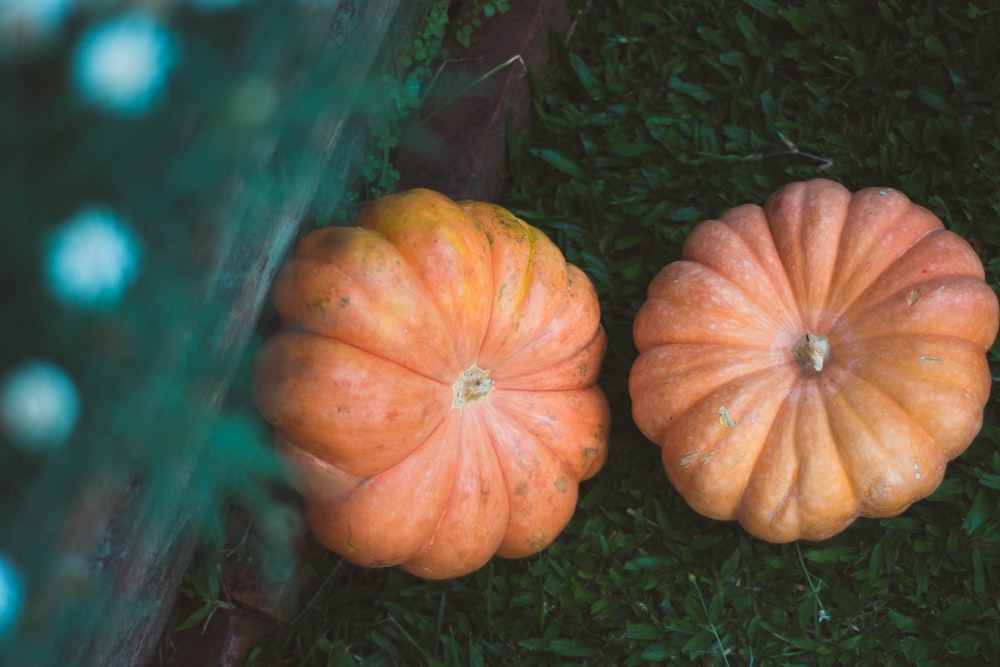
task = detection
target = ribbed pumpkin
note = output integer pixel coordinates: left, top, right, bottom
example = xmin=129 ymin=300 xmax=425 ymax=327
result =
xmin=254 ymin=189 xmax=609 ymax=579
xmin=629 ymin=179 xmax=998 ymax=543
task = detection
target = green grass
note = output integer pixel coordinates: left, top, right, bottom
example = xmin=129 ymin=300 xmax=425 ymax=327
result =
xmin=252 ymin=1 xmax=1000 ymax=664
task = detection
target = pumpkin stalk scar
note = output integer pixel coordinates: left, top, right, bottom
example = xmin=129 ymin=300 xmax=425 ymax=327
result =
xmin=452 ymin=365 xmax=494 ymax=408
xmin=791 ymin=332 xmax=829 ymax=372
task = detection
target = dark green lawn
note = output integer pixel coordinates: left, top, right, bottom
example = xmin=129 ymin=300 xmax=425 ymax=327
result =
xmin=254 ymin=1 xmax=1000 ymax=664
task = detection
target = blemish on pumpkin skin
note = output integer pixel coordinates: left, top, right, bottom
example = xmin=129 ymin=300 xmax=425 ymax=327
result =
xmin=717 ymin=406 xmax=738 ymax=429
xmin=555 ymin=476 xmax=568 ymax=493
xmin=515 ymin=480 xmax=529 ymax=496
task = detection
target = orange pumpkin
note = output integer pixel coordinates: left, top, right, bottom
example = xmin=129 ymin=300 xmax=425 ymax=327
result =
xmin=629 ymin=179 xmax=998 ymax=543
xmin=254 ymin=189 xmax=609 ymax=579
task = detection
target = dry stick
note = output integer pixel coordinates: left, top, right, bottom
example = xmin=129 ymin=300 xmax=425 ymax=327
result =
xmin=741 ymin=133 xmax=834 ymax=171
xmin=417 ymin=54 xmax=526 ymax=126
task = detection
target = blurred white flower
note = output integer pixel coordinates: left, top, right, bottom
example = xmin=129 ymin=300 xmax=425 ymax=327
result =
xmin=45 ymin=208 xmax=142 ymax=307
xmin=0 ymin=553 xmax=23 ymax=639
xmin=0 ymin=0 xmax=74 ymax=53
xmin=0 ymin=360 xmax=80 ymax=451
xmin=72 ymin=14 xmax=178 ymax=114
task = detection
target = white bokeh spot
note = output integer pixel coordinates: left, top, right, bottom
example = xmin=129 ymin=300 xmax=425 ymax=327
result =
xmin=73 ymin=14 xmax=178 ymax=114
xmin=0 ymin=360 xmax=80 ymax=452
xmin=45 ymin=208 xmax=142 ymax=307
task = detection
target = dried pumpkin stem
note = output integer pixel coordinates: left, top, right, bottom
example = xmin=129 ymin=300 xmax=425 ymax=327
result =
xmin=452 ymin=365 xmax=494 ymax=408
xmin=791 ymin=333 xmax=829 ymax=372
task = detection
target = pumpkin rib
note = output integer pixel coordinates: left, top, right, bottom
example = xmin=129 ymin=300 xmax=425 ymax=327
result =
xmin=491 ymin=265 xmax=605 ymax=386
xmin=476 ymin=399 xmax=586 ymax=558
xmin=635 ymin=264 xmax=800 ymax=349
xmin=489 ymin=387 xmax=609 ymax=483
xmin=824 ymin=189 xmax=925 ymax=313
xmin=660 ymin=366 xmax=795 ymax=518
xmin=840 ymin=278 xmax=998 ymax=351
xmin=736 ymin=379 xmax=861 ymax=543
xmin=837 ymin=335 xmax=991 ymax=459
xmin=402 ymin=408 xmax=510 ymax=578
xmin=824 ymin=368 xmax=947 ymax=517
xmin=466 ymin=202 xmax=578 ymax=371
xmin=735 ymin=386 xmax=803 ymax=528
xmin=252 ymin=331 xmax=452 ymax=477
xmin=301 ymin=410 xmax=464 ymax=569
xmin=273 ymin=229 xmax=462 ymax=383
xmin=682 ymin=219 xmax=800 ymax=330
xmin=764 ymin=180 xmax=851 ymax=324
xmin=839 ymin=367 xmax=944 ymax=454
xmin=358 ymin=189 xmax=495 ymax=366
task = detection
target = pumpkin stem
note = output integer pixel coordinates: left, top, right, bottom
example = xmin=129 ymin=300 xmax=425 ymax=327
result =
xmin=791 ymin=333 xmax=829 ymax=372
xmin=452 ymin=365 xmax=494 ymax=408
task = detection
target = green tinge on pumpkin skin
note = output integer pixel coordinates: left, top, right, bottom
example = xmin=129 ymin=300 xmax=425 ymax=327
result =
xmin=555 ymin=475 xmax=568 ymax=493
xmin=310 ymin=296 xmax=332 ymax=312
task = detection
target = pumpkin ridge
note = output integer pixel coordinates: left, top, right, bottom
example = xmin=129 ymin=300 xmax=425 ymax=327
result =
xmin=312 ymin=325 xmax=459 ymax=388
xmin=253 ymin=331 xmax=453 ymax=476
xmin=275 ymin=239 xmax=462 ymax=380
xmin=689 ymin=225 xmax=800 ymax=326
xmin=838 ymin=273 xmax=995 ymax=334
xmin=828 ymin=225 xmax=945 ymax=316
xmin=486 ymin=431 xmax=527 ymax=555
xmin=487 ymin=390 xmax=578 ymax=482
xmin=656 ymin=263 xmax=800 ymax=343
xmin=809 ymin=380 xmax=859 ymax=526
xmin=768 ymin=180 xmax=853 ymax=322
xmin=478 ymin=221 xmax=542 ymax=363
xmin=468 ymin=403 xmax=579 ymax=557
xmin=734 ymin=393 xmax=800 ymax=529
xmin=663 ymin=365 xmax=788 ymax=470
xmin=825 ymin=369 xmax=944 ymax=517
xmin=490 ymin=266 xmax=604 ymax=385
xmin=403 ymin=408 xmax=509 ymax=577
xmin=361 ymin=194 xmax=494 ymax=367
xmin=825 ymin=191 xmax=912 ymax=312
xmin=838 ymin=338 xmax=988 ymax=442
xmin=845 ymin=368 xmax=951 ymax=451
